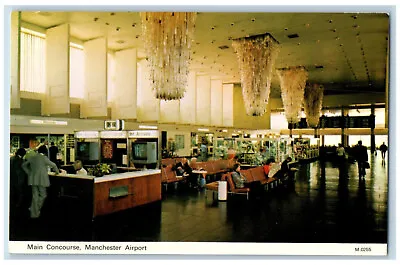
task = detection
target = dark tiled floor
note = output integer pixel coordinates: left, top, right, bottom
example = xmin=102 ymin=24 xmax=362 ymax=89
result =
xmin=9 ymin=154 xmax=388 ymax=243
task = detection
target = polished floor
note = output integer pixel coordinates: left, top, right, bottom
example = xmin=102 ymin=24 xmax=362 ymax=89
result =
xmin=9 ymin=154 xmax=388 ymax=243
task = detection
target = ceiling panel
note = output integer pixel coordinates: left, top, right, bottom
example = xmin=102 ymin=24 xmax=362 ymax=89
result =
xmin=19 ymin=11 xmax=389 ymax=98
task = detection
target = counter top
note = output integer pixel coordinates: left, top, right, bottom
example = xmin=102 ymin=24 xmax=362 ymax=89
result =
xmin=49 ymin=169 xmax=161 ymax=183
xmin=48 ymin=172 xmax=95 ymax=180
xmin=94 ymin=169 xmax=161 ymax=183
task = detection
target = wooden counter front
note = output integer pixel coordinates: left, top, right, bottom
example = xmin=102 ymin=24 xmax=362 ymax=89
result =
xmin=93 ymin=170 xmax=161 ymax=217
xmin=48 ymin=170 xmax=161 ymax=219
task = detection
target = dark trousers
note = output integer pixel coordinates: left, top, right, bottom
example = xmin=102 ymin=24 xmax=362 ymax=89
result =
xmin=357 ymin=161 xmax=366 ymax=177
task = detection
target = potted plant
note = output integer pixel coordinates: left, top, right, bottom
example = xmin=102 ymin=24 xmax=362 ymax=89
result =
xmin=88 ymin=163 xmax=112 ymax=177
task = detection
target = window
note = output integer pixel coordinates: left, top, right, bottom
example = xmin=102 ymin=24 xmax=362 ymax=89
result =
xmin=374 ymin=108 xmax=385 ymax=128
xmin=69 ymin=45 xmax=84 ymax=98
xmin=348 ymin=108 xmax=371 ymax=117
xmin=270 ymin=112 xmax=288 ymax=130
xmin=20 ymin=29 xmax=46 ymax=93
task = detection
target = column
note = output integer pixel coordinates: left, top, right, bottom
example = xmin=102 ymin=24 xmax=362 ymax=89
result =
xmin=371 ymin=105 xmax=375 ymax=153
xmin=341 ymin=107 xmax=349 ymax=146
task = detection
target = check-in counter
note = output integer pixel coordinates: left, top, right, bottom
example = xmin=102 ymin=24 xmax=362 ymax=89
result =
xmin=48 ymin=169 xmax=161 ymax=220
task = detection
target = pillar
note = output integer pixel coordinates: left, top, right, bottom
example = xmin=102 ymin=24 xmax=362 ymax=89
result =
xmin=371 ymin=105 xmax=376 ymax=153
xmin=341 ymin=107 xmax=349 ymax=147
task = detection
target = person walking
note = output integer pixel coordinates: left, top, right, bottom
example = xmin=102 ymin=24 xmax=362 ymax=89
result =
xmin=379 ymin=142 xmax=388 ymax=160
xmin=353 ymin=140 xmax=368 ymax=179
xmin=22 ymin=145 xmax=59 ymax=219
xmin=336 ymin=143 xmax=348 ymax=178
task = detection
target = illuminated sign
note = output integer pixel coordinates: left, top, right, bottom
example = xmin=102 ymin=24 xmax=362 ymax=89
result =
xmin=30 ymin=119 xmax=68 ymax=126
xmin=100 ymin=131 xmax=127 ymax=139
xmin=104 ymin=120 xmax=125 ymax=131
xmin=128 ymin=130 xmax=158 ymax=138
xmin=75 ymin=131 xmax=99 ymax=138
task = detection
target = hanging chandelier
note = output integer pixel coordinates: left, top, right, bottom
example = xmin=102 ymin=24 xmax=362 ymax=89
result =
xmin=304 ymin=83 xmax=324 ymax=128
xmin=232 ymin=33 xmax=280 ymax=116
xmin=140 ymin=12 xmax=196 ymax=100
xmin=276 ymin=66 xmax=308 ymax=124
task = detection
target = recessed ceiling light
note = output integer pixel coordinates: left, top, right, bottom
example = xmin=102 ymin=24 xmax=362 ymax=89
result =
xmin=230 ymin=22 xmax=234 ymax=26
xmin=105 ymin=22 xmax=109 ymax=25
xmin=251 ymin=18 xmax=256 ymax=22
xmin=132 ymin=23 xmax=136 ymax=27
xmin=116 ymin=27 xmax=120 ymax=31
xmin=110 ymin=12 xmax=115 ymax=16
xmin=116 ymin=40 xmax=125 ymax=44
xmin=218 ymin=45 xmax=229 ymax=50
xmin=94 ymin=17 xmax=99 ymax=22
xmin=287 ymin=33 xmax=299 ymax=39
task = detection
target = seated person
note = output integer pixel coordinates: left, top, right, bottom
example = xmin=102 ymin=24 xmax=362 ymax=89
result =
xmin=73 ymin=160 xmax=87 ymax=175
xmin=263 ymin=158 xmax=276 ymax=177
xmin=175 ymin=158 xmax=197 ymax=188
xmin=231 ymin=163 xmax=262 ymax=197
xmin=275 ymin=156 xmax=293 ymax=179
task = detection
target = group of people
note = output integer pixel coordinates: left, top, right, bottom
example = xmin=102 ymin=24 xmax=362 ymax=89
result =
xmin=231 ymin=156 xmax=294 ymax=199
xmin=10 ymin=142 xmax=88 ymax=220
xmin=172 ymin=157 xmax=200 ymax=189
xmin=336 ymin=140 xmax=387 ymax=179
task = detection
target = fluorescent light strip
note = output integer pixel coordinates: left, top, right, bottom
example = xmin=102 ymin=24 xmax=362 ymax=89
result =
xmin=21 ymin=27 xmax=46 ymax=38
xmin=198 ymin=128 xmax=209 ymax=132
xmin=139 ymin=125 xmax=158 ymax=129
xmin=70 ymin=42 xmax=84 ymax=50
xmin=222 ymin=129 xmax=228 ymax=133
xmin=30 ymin=119 xmax=68 ymax=126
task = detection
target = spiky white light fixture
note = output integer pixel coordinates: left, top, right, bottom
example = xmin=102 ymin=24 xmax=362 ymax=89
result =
xmin=304 ymin=83 xmax=324 ymax=128
xmin=276 ymin=66 xmax=308 ymax=124
xmin=232 ymin=33 xmax=280 ymax=116
xmin=141 ymin=12 xmax=196 ymax=100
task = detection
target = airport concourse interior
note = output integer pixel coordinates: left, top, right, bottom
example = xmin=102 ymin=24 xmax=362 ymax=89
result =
xmin=9 ymin=11 xmax=390 ymax=245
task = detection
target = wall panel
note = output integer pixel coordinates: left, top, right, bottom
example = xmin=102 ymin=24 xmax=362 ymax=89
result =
xmin=195 ymin=75 xmax=211 ymax=125
xmin=43 ymin=24 xmax=70 ymax=115
xmin=210 ymin=79 xmax=223 ymax=126
xmin=81 ymin=37 xmax=108 ymax=118
xmin=10 ymin=11 xmax=21 ymax=109
xmin=112 ymin=48 xmax=137 ymax=120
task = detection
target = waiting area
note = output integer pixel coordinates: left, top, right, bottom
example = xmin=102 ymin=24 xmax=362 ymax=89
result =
xmin=9 ymin=153 xmax=387 ymax=243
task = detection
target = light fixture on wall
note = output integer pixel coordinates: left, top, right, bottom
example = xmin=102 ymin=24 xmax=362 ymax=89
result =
xmin=140 ymin=12 xmax=197 ymax=100
xmin=232 ymin=33 xmax=280 ymax=116
xmin=304 ymin=83 xmax=324 ymax=137
xmin=139 ymin=125 xmax=158 ymax=130
xmin=276 ymin=66 xmax=308 ymax=136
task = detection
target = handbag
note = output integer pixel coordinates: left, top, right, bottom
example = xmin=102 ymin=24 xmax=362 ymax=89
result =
xmin=364 ymin=162 xmax=370 ymax=169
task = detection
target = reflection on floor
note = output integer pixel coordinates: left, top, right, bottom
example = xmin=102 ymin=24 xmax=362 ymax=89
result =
xmin=9 ymin=154 xmax=388 ymax=243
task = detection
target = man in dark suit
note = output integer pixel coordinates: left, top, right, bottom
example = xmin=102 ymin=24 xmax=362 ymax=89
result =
xmin=354 ymin=140 xmax=368 ymax=179
xmin=22 ymin=145 xmax=59 ymax=219
xmin=49 ymin=142 xmax=59 ymax=166
xmin=10 ymin=148 xmax=28 ymax=216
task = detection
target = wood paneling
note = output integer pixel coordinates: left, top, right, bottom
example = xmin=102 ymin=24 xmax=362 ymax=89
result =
xmin=93 ymin=173 xmax=161 ymax=217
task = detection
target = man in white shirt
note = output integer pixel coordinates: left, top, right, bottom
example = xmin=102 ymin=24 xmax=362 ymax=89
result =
xmin=73 ymin=160 xmax=87 ymax=175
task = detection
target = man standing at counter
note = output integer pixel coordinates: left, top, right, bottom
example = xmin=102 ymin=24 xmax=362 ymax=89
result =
xmin=22 ymin=145 xmax=59 ymax=219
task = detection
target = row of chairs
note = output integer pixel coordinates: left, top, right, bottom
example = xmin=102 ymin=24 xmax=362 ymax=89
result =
xmin=205 ymin=165 xmax=285 ymax=200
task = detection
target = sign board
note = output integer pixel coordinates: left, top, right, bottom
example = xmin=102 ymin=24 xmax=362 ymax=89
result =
xmin=100 ymin=131 xmax=127 ymax=139
xmin=128 ymin=130 xmax=159 ymax=138
xmin=289 ymin=115 xmax=375 ymax=129
xmin=75 ymin=131 xmax=99 ymax=139
xmin=104 ymin=119 xmax=125 ymax=131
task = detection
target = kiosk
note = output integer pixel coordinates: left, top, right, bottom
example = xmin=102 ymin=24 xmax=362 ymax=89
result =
xmin=128 ymin=130 xmax=159 ymax=169
xmin=75 ymin=131 xmax=100 ymax=165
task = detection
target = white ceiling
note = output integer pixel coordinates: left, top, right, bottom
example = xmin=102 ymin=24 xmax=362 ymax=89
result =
xmin=20 ymin=11 xmax=389 ymax=98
